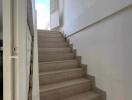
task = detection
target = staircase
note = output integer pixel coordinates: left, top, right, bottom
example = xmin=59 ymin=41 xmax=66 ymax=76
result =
xmin=38 ymin=30 xmax=105 ymax=100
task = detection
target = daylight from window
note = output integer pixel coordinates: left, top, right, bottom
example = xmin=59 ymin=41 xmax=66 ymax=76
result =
xmin=35 ymin=0 xmax=50 ymax=30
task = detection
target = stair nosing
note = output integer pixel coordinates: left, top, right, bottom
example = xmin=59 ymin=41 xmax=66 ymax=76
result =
xmin=39 ymin=42 xmax=68 ymax=44
xmin=38 ymin=48 xmax=72 ymax=53
xmin=39 ymin=59 xmax=78 ymax=64
xmin=39 ymin=41 xmax=66 ymax=43
xmin=40 ymin=52 xmax=74 ymax=56
xmin=62 ymin=91 xmax=100 ymax=100
xmin=39 ymin=68 xmax=83 ymax=76
xmin=38 ymin=47 xmax=70 ymax=49
xmin=40 ymin=78 xmax=90 ymax=92
xmin=38 ymin=47 xmax=71 ymax=49
xmin=39 ymin=59 xmax=75 ymax=63
xmin=38 ymin=32 xmax=62 ymax=34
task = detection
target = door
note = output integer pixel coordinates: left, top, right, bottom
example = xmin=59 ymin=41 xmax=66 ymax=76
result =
xmin=3 ymin=0 xmax=30 ymax=100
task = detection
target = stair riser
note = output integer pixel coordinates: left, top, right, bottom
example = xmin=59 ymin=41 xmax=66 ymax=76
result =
xmin=38 ymin=30 xmax=61 ymax=34
xmin=90 ymin=96 xmax=101 ymax=100
xmin=62 ymin=92 xmax=101 ymax=100
xmin=39 ymin=43 xmax=68 ymax=48
xmin=39 ymin=40 xmax=65 ymax=44
xmin=40 ymin=69 xmax=85 ymax=85
xmin=40 ymin=81 xmax=91 ymax=100
xmin=38 ymin=31 xmax=61 ymax=34
xmin=38 ymin=34 xmax=62 ymax=38
xmin=38 ymin=38 xmax=65 ymax=43
xmin=39 ymin=54 xmax=75 ymax=62
xmin=38 ymin=48 xmax=72 ymax=54
xmin=39 ymin=60 xmax=79 ymax=72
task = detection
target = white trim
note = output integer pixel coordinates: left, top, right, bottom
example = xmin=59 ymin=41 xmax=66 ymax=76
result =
xmin=3 ymin=0 xmax=14 ymax=100
xmin=13 ymin=0 xmax=28 ymax=100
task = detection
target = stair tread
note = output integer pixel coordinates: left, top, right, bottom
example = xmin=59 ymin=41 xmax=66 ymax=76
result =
xmin=39 ymin=41 xmax=66 ymax=43
xmin=39 ymin=53 xmax=75 ymax=62
xmin=40 ymin=68 xmax=83 ymax=75
xmin=38 ymin=30 xmax=61 ymax=34
xmin=39 ymin=59 xmax=78 ymax=64
xmin=38 ymin=33 xmax=62 ymax=38
xmin=38 ymin=32 xmax=62 ymax=35
xmin=40 ymin=78 xmax=90 ymax=92
xmin=39 ymin=47 xmax=71 ymax=53
xmin=39 ymin=47 xmax=71 ymax=50
xmin=40 ymin=42 xmax=68 ymax=44
xmin=39 ymin=42 xmax=68 ymax=48
xmin=43 ymin=52 xmax=74 ymax=56
xmin=39 ymin=60 xmax=79 ymax=72
xmin=39 ymin=38 xmax=65 ymax=40
xmin=62 ymin=91 xmax=100 ymax=100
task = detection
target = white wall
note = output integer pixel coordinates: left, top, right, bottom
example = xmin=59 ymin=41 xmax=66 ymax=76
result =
xmin=68 ymin=5 xmax=132 ymax=100
xmin=32 ymin=23 xmax=40 ymax=100
xmin=50 ymin=0 xmax=59 ymax=29
xmin=32 ymin=0 xmax=40 ymax=99
xmin=50 ymin=11 xmax=59 ymax=29
xmin=59 ymin=0 xmax=64 ymax=28
xmin=63 ymin=0 xmax=132 ymax=36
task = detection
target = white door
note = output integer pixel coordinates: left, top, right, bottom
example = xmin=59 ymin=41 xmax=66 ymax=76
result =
xmin=3 ymin=0 xmax=29 ymax=100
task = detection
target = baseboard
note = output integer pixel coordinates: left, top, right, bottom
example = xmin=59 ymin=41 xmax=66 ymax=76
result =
xmin=95 ymin=87 xmax=106 ymax=100
xmin=87 ymin=75 xmax=106 ymax=100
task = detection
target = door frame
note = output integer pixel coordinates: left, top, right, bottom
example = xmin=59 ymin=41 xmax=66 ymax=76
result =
xmin=3 ymin=0 xmax=14 ymax=100
xmin=3 ymin=0 xmax=28 ymax=100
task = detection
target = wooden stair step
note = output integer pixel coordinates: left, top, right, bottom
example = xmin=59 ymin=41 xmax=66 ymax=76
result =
xmin=40 ymin=78 xmax=91 ymax=100
xmin=38 ymin=32 xmax=63 ymax=38
xmin=39 ymin=42 xmax=68 ymax=48
xmin=39 ymin=68 xmax=85 ymax=85
xmin=39 ymin=53 xmax=75 ymax=62
xmin=38 ymin=47 xmax=72 ymax=54
xmin=39 ymin=60 xmax=79 ymax=72
xmin=39 ymin=40 xmax=66 ymax=44
xmin=62 ymin=91 xmax=101 ymax=100
xmin=38 ymin=37 xmax=65 ymax=42
xmin=38 ymin=30 xmax=61 ymax=34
